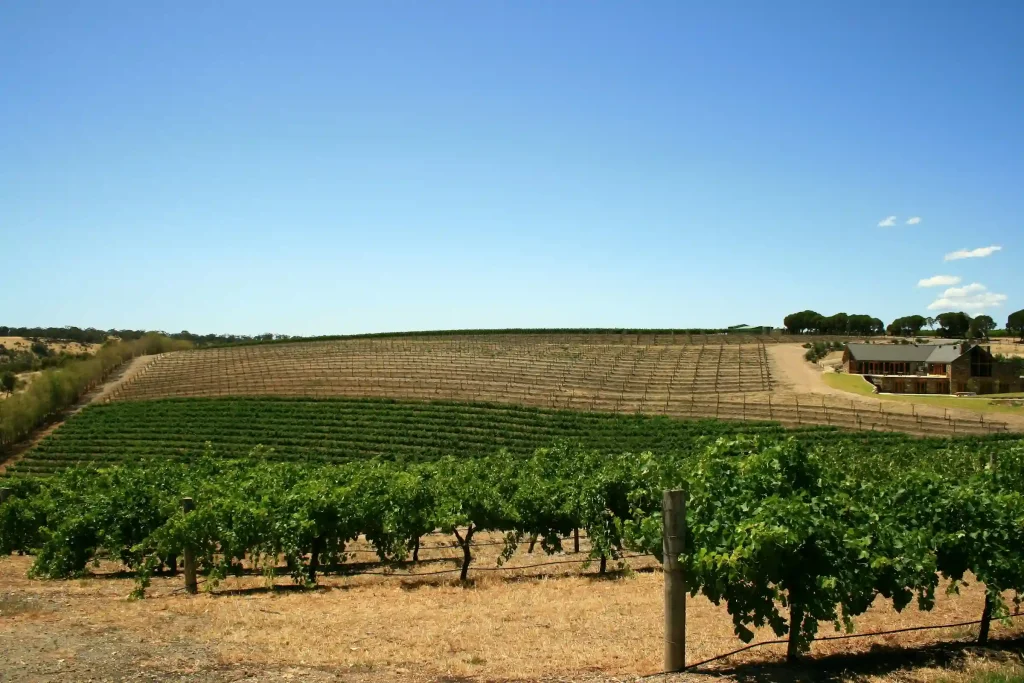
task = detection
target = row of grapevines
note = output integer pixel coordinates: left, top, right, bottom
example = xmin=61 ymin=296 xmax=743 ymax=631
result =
xmin=624 ymin=438 xmax=1024 ymax=659
xmin=3 ymin=436 xmax=1023 ymax=659
xmin=11 ymin=396 xmax=1022 ymax=475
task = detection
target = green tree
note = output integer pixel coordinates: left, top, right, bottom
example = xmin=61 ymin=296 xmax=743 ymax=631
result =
xmin=936 ymin=312 xmax=973 ymax=338
xmin=783 ymin=310 xmax=825 ymax=335
xmin=821 ymin=313 xmax=850 ymax=335
xmin=969 ymin=315 xmax=996 ymax=339
xmin=1008 ymin=309 xmax=1024 ymax=342
xmin=0 ymin=371 xmax=15 ymax=396
xmin=887 ymin=315 xmax=927 ymax=337
xmin=848 ymin=314 xmax=884 ymax=336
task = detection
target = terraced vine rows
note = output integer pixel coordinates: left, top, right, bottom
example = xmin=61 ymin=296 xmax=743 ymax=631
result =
xmin=6 ymin=398 xmax=789 ymax=475
xmin=102 ymin=337 xmax=1007 ymax=436
xmin=108 ymin=338 xmax=772 ymax=402
xmin=7 ymin=397 xmax=1020 ymax=477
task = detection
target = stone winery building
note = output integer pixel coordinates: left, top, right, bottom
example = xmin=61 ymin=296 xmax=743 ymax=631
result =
xmin=842 ymin=341 xmax=1023 ymax=395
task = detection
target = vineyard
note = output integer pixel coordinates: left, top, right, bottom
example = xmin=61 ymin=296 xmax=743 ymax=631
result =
xmin=6 ymin=397 xmax=1022 ymax=477
xmin=100 ymin=337 xmax=1009 ymax=436
xmin=3 ymin=334 xmax=1023 ymax=674
xmin=2 ymin=436 xmax=1023 ymax=661
xmin=107 ymin=338 xmax=774 ymax=400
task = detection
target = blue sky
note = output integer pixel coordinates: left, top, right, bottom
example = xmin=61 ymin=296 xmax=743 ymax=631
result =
xmin=1 ymin=2 xmax=1021 ymax=335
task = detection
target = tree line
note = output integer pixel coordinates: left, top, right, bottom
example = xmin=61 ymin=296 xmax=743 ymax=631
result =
xmin=782 ymin=311 xmax=885 ymax=336
xmin=785 ymin=309 xmax=1024 ymax=340
xmin=1 ymin=327 xmax=771 ymax=351
xmin=0 ymin=326 xmax=291 ymax=347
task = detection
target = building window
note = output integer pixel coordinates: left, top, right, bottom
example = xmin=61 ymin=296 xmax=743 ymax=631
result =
xmin=970 ymin=352 xmax=993 ymax=378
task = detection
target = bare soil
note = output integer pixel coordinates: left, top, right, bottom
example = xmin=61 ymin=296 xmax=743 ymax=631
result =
xmin=1 ymin=541 xmax=1022 ymax=683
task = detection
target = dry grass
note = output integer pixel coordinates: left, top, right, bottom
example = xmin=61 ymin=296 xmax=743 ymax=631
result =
xmin=925 ymin=660 xmax=1024 ymax=683
xmin=0 ymin=336 xmax=100 ymax=355
xmin=2 ymin=539 xmax=1022 ymax=682
xmin=988 ymin=340 xmax=1024 ymax=360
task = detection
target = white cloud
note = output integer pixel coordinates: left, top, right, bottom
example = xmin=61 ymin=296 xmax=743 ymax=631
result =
xmin=926 ymin=282 xmax=1008 ymax=312
xmin=917 ymin=275 xmax=962 ymax=287
xmin=944 ymin=245 xmax=1002 ymax=261
xmin=906 ymin=216 xmax=922 ymax=225
xmin=877 ymin=215 xmax=897 ymax=227
xmin=943 ymin=283 xmax=986 ymax=297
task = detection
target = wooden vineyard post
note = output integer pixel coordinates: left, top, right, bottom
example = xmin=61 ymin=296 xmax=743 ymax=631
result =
xmin=182 ymin=497 xmax=197 ymax=594
xmin=574 ymin=527 xmax=580 ymax=554
xmin=663 ymin=488 xmax=687 ymax=673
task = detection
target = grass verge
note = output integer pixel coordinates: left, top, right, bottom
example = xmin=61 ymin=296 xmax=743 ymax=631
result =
xmin=823 ymin=373 xmax=1024 ymax=416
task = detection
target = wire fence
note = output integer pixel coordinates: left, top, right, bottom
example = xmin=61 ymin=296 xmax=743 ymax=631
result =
xmin=101 ymin=338 xmax=1011 ymax=437
xmin=639 ymin=612 xmax=1024 ymax=678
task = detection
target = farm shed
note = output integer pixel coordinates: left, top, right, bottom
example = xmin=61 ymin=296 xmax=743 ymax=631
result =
xmin=842 ymin=342 xmax=1022 ymax=395
xmin=727 ymin=324 xmax=775 ymax=334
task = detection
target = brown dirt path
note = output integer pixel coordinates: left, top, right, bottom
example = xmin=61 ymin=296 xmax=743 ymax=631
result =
xmin=767 ymin=344 xmax=855 ymax=397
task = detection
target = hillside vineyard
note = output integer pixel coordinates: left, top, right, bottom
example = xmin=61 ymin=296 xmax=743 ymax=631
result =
xmin=109 ymin=338 xmax=772 ymax=402
xmin=103 ymin=337 xmax=1006 ymax=437
xmin=8 ymin=397 xmax=1020 ymax=477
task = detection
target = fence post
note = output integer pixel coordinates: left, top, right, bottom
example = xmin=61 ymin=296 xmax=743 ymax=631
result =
xmin=663 ymin=488 xmax=687 ymax=673
xmin=182 ymin=497 xmax=197 ymax=594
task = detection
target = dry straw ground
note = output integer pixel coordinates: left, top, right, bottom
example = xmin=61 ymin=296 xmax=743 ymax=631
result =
xmin=0 ymin=336 xmax=100 ymax=355
xmin=1 ymin=532 xmax=1022 ymax=682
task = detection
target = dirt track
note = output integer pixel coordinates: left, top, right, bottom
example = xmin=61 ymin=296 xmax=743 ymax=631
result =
xmin=767 ymin=344 xmax=854 ymax=397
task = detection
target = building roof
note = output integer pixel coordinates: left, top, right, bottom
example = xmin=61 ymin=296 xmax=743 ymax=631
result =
xmin=924 ymin=345 xmax=965 ymax=363
xmin=846 ymin=342 xmax=966 ymax=363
